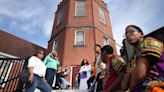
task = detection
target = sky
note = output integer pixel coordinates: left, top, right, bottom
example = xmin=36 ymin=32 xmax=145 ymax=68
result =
xmin=0 ymin=0 xmax=164 ymax=54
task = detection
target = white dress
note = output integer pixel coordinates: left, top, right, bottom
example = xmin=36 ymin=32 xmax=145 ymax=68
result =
xmin=79 ymin=64 xmax=92 ymax=90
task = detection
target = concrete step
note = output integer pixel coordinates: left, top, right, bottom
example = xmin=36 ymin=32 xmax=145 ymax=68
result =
xmin=52 ymin=90 xmax=88 ymax=92
xmin=35 ymin=89 xmax=88 ymax=92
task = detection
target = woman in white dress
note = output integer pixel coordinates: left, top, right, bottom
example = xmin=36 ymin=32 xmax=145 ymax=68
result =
xmin=79 ymin=59 xmax=92 ymax=90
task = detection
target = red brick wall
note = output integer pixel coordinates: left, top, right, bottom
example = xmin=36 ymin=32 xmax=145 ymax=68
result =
xmin=93 ymin=0 xmax=117 ymax=54
xmin=48 ymin=0 xmax=117 ymax=67
xmin=62 ymin=28 xmax=95 ymax=65
xmin=67 ymin=0 xmax=93 ymax=26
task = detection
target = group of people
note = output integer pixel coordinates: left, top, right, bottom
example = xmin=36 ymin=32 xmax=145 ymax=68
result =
xmin=23 ymin=25 xmax=164 ymax=92
xmin=76 ymin=25 xmax=164 ymax=92
xmin=76 ymin=45 xmax=106 ymax=92
xmin=24 ymin=50 xmax=70 ymax=92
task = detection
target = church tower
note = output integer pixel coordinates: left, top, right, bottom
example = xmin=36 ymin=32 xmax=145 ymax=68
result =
xmin=48 ymin=0 xmax=116 ymax=66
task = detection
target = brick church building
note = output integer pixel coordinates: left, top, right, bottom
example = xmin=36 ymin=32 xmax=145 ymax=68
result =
xmin=47 ymin=0 xmax=116 ymax=66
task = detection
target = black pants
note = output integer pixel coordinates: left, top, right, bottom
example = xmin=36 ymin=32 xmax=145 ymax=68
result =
xmin=87 ymin=75 xmax=95 ymax=89
xmin=45 ymin=68 xmax=57 ymax=87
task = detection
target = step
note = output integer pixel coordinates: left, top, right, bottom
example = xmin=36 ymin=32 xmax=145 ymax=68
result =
xmin=52 ymin=90 xmax=88 ymax=92
xmin=35 ymin=89 xmax=88 ymax=92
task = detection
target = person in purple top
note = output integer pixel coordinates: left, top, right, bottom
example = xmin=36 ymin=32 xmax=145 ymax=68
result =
xmin=121 ymin=25 xmax=164 ymax=92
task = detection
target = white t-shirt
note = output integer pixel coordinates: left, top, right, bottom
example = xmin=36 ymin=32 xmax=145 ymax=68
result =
xmin=28 ymin=56 xmax=46 ymax=77
xmin=96 ymin=55 xmax=101 ymax=75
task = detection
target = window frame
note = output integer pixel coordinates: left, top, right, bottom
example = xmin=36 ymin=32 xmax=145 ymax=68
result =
xmin=74 ymin=30 xmax=85 ymax=46
xmin=57 ymin=10 xmax=63 ymax=26
xmin=103 ymin=36 xmax=109 ymax=46
xmin=75 ymin=0 xmax=86 ymax=17
xmin=98 ymin=7 xmax=106 ymax=24
xmin=52 ymin=39 xmax=58 ymax=52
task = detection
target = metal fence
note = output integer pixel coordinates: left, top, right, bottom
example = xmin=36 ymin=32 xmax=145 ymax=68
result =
xmin=0 ymin=58 xmax=28 ymax=92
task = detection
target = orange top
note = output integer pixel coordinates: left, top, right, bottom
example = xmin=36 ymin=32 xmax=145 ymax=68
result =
xmin=93 ymin=64 xmax=96 ymax=76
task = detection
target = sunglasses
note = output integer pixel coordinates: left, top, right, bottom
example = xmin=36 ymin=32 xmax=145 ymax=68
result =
xmin=52 ymin=54 xmax=58 ymax=57
xmin=38 ymin=52 xmax=44 ymax=55
xmin=125 ymin=30 xmax=136 ymax=36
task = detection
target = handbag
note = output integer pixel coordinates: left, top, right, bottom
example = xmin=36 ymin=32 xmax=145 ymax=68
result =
xmin=80 ymin=72 xmax=87 ymax=79
xmin=19 ymin=69 xmax=29 ymax=83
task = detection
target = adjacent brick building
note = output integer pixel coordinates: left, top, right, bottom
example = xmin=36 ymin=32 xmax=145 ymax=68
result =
xmin=48 ymin=0 xmax=116 ymax=66
xmin=0 ymin=30 xmax=46 ymax=58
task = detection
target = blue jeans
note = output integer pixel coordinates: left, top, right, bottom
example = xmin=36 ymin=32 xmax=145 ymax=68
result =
xmin=45 ymin=68 xmax=57 ymax=87
xmin=25 ymin=75 xmax=51 ymax=92
xmin=60 ymin=78 xmax=70 ymax=89
xmin=88 ymin=78 xmax=96 ymax=92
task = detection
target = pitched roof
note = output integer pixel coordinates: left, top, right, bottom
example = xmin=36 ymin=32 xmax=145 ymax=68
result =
xmin=0 ymin=30 xmax=46 ymax=58
xmin=145 ymin=27 xmax=164 ymax=42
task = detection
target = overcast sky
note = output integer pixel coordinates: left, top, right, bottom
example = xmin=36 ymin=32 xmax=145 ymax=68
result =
xmin=0 ymin=0 xmax=164 ymax=53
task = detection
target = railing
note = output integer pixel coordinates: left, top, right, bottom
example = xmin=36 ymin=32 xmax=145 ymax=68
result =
xmin=0 ymin=58 xmax=28 ymax=92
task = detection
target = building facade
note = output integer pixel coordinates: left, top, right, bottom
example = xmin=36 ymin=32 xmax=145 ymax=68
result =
xmin=48 ymin=0 xmax=116 ymax=66
xmin=0 ymin=30 xmax=46 ymax=58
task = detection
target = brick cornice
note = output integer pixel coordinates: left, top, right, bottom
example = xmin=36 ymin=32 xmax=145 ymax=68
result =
xmin=48 ymin=25 xmax=115 ymax=43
